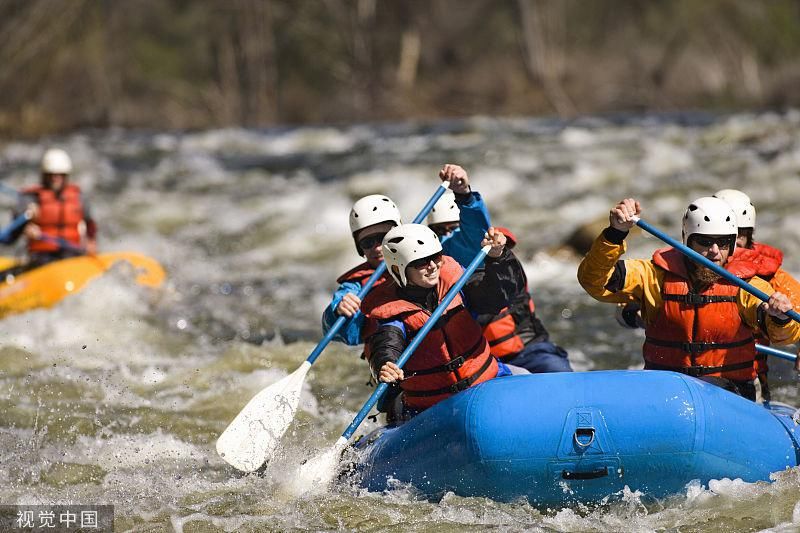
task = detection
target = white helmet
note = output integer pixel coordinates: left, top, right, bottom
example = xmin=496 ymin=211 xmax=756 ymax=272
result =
xmin=426 ymin=190 xmax=460 ymax=225
xmin=382 ymin=223 xmax=443 ymax=287
xmin=681 ymin=196 xmax=738 ymax=250
xmin=349 ymin=194 xmax=402 ymax=255
xmin=41 ymin=148 xmax=73 ymax=174
xmin=713 ymin=189 xmax=756 ymax=229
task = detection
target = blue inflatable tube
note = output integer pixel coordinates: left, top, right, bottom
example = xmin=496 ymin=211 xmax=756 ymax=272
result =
xmin=353 ymin=371 xmax=800 ymax=506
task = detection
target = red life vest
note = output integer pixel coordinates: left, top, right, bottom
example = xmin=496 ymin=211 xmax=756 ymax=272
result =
xmin=336 ymin=262 xmax=389 ymax=354
xmin=483 ymin=297 xmax=535 ymax=361
xmin=363 ymin=255 xmax=498 ymax=410
xmin=727 ymin=242 xmax=791 ymax=378
xmin=643 ymin=247 xmax=757 ymax=382
xmin=729 ymin=243 xmax=782 ymax=280
xmin=24 ymin=184 xmax=84 ymax=253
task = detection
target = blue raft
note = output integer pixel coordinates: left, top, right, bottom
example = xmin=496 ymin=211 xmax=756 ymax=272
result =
xmin=353 ymin=371 xmax=800 ymax=506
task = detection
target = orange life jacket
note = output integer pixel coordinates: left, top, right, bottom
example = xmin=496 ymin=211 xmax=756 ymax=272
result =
xmin=483 ymin=297 xmax=536 ymax=361
xmin=727 ymin=242 xmax=798 ymax=379
xmin=336 ymin=262 xmax=389 ymax=357
xmin=24 ymin=184 xmax=84 ymax=253
xmin=363 ymin=255 xmax=498 ymax=410
xmin=643 ymin=247 xmax=757 ymax=382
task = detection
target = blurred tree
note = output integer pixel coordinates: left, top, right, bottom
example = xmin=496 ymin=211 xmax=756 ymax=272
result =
xmin=0 ymin=0 xmax=799 ymax=138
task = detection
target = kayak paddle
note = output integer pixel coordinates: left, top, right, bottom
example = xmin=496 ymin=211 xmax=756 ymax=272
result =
xmin=286 ymin=243 xmax=492 ymax=494
xmin=215 ymin=181 xmax=452 ymax=472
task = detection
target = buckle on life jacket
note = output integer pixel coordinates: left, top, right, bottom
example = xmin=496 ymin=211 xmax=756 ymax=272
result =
xmin=681 ymin=342 xmax=708 ymax=354
xmin=442 ymin=356 xmax=465 ymax=372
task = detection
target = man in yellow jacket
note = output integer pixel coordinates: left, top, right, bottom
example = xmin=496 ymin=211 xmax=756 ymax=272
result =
xmin=578 ymin=196 xmax=799 ymax=401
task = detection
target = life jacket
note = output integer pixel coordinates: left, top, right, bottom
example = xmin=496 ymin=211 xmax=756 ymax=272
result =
xmin=363 ymin=255 xmax=498 ymax=410
xmin=728 ymin=243 xmax=782 ymax=281
xmin=726 ymin=242 xmax=791 ymax=383
xmin=337 ymin=261 xmax=389 ymax=357
xmin=483 ymin=296 xmax=536 ymax=361
xmin=643 ymin=247 xmax=758 ymax=382
xmin=24 ymin=184 xmax=84 ymax=253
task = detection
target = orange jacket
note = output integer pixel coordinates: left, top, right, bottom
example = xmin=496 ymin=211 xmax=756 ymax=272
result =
xmin=24 ymin=184 xmax=85 ymax=253
xmin=728 ymin=242 xmax=800 ymax=375
xmin=363 ymin=256 xmax=498 ymax=410
xmin=483 ymin=298 xmax=535 ymax=361
xmin=643 ymin=248 xmax=757 ymax=381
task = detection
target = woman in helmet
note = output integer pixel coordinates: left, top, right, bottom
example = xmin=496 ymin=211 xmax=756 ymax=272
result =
xmin=577 ymin=197 xmax=799 ymax=400
xmin=321 ymin=194 xmax=402 ymax=347
xmin=8 ymin=148 xmax=97 ymax=268
xmin=361 ymin=224 xmax=519 ymax=420
xmin=715 ymin=189 xmax=800 ymax=384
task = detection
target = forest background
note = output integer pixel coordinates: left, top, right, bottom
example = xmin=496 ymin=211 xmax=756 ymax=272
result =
xmin=2 ymin=0 xmax=800 ymax=139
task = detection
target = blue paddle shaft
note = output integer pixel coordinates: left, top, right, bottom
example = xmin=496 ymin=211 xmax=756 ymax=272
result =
xmin=756 ymin=344 xmax=798 ymax=363
xmin=342 ymin=244 xmax=491 ymax=440
xmin=635 ymin=217 xmax=800 ymax=324
xmin=306 ymin=183 xmax=451 ymax=365
xmin=0 ymin=212 xmax=31 ymax=243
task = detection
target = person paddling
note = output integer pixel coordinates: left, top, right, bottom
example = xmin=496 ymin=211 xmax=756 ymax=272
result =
xmin=463 ymin=227 xmax=573 ymax=373
xmin=322 ymin=164 xmax=491 ymax=347
xmin=5 ymin=148 xmax=97 ymax=270
xmin=714 ymin=189 xmax=800 ymax=385
xmin=578 ymin=197 xmax=800 ymax=400
xmin=362 ymin=224 xmax=521 ymax=422
xmin=426 ymin=164 xmax=491 ymax=267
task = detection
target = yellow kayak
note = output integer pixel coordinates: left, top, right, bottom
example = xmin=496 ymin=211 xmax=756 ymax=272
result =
xmin=0 ymin=252 xmax=166 ymax=318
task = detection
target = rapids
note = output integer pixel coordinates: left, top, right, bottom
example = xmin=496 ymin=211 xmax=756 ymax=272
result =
xmin=1 ymin=111 xmax=799 ymax=531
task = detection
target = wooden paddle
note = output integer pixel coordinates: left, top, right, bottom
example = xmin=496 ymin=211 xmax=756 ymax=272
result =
xmin=215 ymin=182 xmax=451 ymax=473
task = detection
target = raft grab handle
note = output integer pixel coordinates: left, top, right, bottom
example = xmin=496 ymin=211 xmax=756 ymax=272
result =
xmin=561 ymin=466 xmax=610 ymax=480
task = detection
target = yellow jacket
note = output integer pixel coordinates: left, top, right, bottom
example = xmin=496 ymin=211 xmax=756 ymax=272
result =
xmin=577 ymin=230 xmax=800 ymax=347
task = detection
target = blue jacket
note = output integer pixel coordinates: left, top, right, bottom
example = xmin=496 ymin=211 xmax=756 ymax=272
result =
xmin=321 ymin=190 xmax=492 ymax=346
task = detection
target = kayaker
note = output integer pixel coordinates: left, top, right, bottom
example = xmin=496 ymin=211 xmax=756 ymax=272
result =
xmin=362 ymin=224 xmax=522 ymax=421
xmin=463 ymin=226 xmax=573 ymax=373
xmin=322 ymin=163 xmax=491 ymax=346
xmin=714 ymin=189 xmax=800 ymax=382
xmin=578 ymin=196 xmax=800 ymax=401
xmin=7 ymin=148 xmax=97 ymax=268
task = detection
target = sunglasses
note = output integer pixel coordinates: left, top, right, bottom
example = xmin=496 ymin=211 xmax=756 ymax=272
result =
xmin=358 ymin=232 xmax=387 ymax=250
xmin=691 ymin=235 xmax=733 ymax=250
xmin=430 ymin=223 xmax=460 ymax=237
xmin=408 ymin=252 xmax=443 ymax=269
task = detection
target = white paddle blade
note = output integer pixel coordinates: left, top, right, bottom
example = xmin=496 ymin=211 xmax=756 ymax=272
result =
xmin=216 ymin=361 xmax=312 ymax=472
xmin=283 ymin=436 xmax=349 ymax=497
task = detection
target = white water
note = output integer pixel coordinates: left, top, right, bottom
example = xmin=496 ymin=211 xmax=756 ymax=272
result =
xmin=1 ymin=111 xmax=799 ymax=530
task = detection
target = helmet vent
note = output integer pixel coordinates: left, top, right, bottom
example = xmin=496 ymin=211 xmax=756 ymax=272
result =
xmin=388 ymin=236 xmax=404 ymax=244
xmin=417 ymin=239 xmax=424 ymax=245
xmin=704 ymin=216 xmax=710 ymax=222
xmin=689 ymin=205 xmax=698 ymax=211
xmin=372 ymin=207 xmax=378 ymax=211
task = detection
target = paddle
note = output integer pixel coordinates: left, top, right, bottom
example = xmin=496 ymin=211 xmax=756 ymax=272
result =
xmin=288 ymin=243 xmax=492 ymax=494
xmin=633 ymin=216 xmax=800 ymax=324
xmin=0 ymin=212 xmax=32 ymax=244
xmin=756 ymin=344 xmax=798 ymax=363
xmin=215 ymin=181 xmax=452 ymax=472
